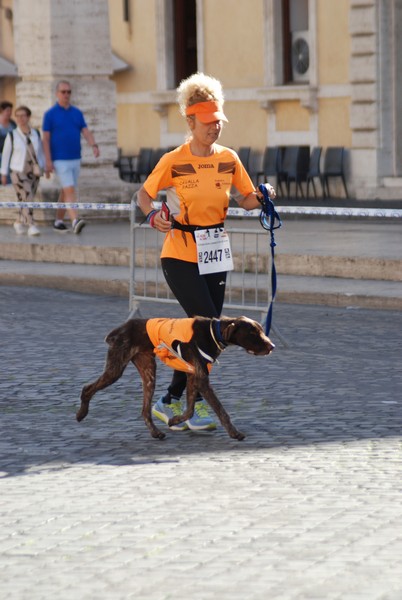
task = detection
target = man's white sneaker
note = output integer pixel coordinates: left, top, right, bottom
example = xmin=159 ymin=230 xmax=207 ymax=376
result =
xmin=28 ymin=224 xmax=40 ymax=236
xmin=13 ymin=222 xmax=25 ymax=235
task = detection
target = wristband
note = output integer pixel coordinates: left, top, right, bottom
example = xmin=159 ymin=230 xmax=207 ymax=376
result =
xmin=92 ymin=144 xmax=98 ymax=148
xmin=146 ymin=209 xmax=158 ymax=227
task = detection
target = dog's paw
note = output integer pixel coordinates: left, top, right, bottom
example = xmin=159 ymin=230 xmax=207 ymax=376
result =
xmin=168 ymin=416 xmax=186 ymax=427
xmin=230 ymin=429 xmax=245 ymax=441
xmin=76 ymin=406 xmax=88 ymax=422
xmin=151 ymin=429 xmax=166 ymax=440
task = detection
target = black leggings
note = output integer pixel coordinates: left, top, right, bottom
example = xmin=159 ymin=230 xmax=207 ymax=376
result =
xmin=161 ymin=258 xmax=227 ymax=398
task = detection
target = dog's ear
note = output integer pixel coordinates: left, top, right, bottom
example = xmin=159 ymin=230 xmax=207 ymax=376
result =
xmin=220 ymin=318 xmax=237 ymax=344
xmin=221 ymin=316 xmax=266 ymax=345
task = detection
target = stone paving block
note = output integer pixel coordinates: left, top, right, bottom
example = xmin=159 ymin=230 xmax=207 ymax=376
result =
xmin=0 ymin=286 xmax=402 ymax=599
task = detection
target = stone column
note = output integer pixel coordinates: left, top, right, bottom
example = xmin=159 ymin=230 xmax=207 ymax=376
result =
xmin=349 ymin=0 xmax=378 ymax=194
xmin=13 ymin=0 xmax=127 ymax=204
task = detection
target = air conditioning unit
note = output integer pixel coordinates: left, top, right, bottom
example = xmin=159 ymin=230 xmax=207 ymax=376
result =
xmin=291 ymin=30 xmax=310 ymax=83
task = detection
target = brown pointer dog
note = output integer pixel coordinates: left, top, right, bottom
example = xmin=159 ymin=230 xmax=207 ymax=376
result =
xmin=77 ymin=316 xmax=275 ymax=440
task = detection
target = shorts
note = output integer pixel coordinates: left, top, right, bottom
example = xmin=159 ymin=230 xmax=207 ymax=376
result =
xmin=53 ymin=159 xmax=81 ymax=188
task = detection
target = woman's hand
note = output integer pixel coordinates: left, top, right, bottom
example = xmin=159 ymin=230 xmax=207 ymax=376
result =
xmin=264 ymin=183 xmax=276 ymax=199
xmin=151 ymin=210 xmax=172 ymax=232
xmin=255 ymin=184 xmax=276 ymax=205
xmin=138 ymin=186 xmax=171 ymax=232
xmin=239 ymin=184 xmax=277 ymax=211
xmin=45 ymin=160 xmax=54 ymax=178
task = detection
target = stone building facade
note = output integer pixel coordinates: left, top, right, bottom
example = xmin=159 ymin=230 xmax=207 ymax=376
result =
xmin=1 ymin=0 xmax=402 ymax=202
xmin=0 ymin=0 xmax=125 ymax=213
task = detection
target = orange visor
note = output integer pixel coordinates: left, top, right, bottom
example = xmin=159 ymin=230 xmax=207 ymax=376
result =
xmin=185 ymin=100 xmax=228 ymax=123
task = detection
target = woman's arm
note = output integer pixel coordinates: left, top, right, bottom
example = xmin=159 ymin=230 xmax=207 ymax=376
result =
xmin=236 ymin=184 xmax=276 ymax=210
xmin=0 ymin=134 xmax=12 ymax=178
xmin=35 ymin=131 xmax=46 ymax=170
xmin=137 ymin=185 xmax=171 ymax=232
xmin=42 ymin=131 xmax=53 ymax=178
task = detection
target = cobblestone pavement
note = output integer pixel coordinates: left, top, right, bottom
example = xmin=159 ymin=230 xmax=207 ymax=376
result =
xmin=1 ymin=285 xmax=401 ymax=600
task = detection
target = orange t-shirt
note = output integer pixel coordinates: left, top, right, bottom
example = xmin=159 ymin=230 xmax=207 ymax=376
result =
xmin=143 ymin=142 xmax=256 ymax=263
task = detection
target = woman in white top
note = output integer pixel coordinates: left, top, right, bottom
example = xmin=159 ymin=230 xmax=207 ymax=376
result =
xmin=1 ymin=105 xmax=45 ymax=236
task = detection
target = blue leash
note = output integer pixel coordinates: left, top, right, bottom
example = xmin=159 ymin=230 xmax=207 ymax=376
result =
xmin=258 ymin=184 xmax=282 ymax=336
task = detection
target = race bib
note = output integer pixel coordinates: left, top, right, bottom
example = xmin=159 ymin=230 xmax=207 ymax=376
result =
xmin=194 ymin=227 xmax=234 ymax=275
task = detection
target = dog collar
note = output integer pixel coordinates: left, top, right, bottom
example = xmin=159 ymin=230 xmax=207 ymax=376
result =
xmin=210 ymin=319 xmax=228 ymax=351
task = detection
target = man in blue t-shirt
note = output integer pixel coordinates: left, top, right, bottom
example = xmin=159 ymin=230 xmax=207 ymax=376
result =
xmin=0 ymin=101 xmax=17 ymax=185
xmin=42 ymin=80 xmax=100 ymax=233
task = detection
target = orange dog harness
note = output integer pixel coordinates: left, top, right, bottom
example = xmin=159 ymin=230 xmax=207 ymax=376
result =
xmin=146 ymin=318 xmax=214 ymax=373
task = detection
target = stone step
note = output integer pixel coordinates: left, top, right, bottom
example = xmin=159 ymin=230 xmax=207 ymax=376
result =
xmin=382 ymin=177 xmax=402 ymax=188
xmin=0 ymin=239 xmax=401 ymax=282
xmin=1 ymin=260 xmax=402 ymax=311
xmin=1 ymin=217 xmax=400 ymax=310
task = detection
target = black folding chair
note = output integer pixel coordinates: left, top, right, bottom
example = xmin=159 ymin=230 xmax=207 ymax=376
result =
xmin=247 ymin=149 xmax=262 ymax=185
xmin=113 ymin=149 xmax=134 ymax=183
xmin=131 ymin=147 xmax=153 ymax=183
xmin=279 ymin=146 xmax=310 ymax=198
xmin=149 ymin=147 xmax=168 ymax=172
xmin=306 ymin=146 xmax=323 ymax=198
xmin=257 ymin=146 xmax=283 ymax=195
xmin=322 ymin=147 xmax=349 ymax=198
xmin=237 ymin=146 xmax=251 ymax=172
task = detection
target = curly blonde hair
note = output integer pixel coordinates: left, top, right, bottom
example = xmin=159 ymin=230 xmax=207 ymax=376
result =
xmin=177 ymin=72 xmax=225 ymax=117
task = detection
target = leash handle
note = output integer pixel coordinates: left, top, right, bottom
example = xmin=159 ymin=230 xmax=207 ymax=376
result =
xmin=257 ymin=184 xmax=282 ymax=336
xmin=258 ymin=184 xmax=282 ymax=232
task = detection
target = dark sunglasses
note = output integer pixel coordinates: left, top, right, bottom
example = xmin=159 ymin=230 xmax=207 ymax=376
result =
xmin=59 ymin=90 xmax=72 ymax=94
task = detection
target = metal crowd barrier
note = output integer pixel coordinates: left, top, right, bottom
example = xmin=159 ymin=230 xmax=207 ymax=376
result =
xmin=129 ymin=202 xmax=275 ymax=319
xmin=127 ymin=200 xmax=402 ymax=347
xmin=2 ymin=198 xmax=402 ymax=332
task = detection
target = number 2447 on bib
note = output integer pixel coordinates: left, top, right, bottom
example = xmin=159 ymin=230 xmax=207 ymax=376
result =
xmin=195 ymin=228 xmax=234 ymax=275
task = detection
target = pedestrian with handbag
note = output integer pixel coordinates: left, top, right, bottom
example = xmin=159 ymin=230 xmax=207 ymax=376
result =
xmin=0 ymin=105 xmax=45 ymax=236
